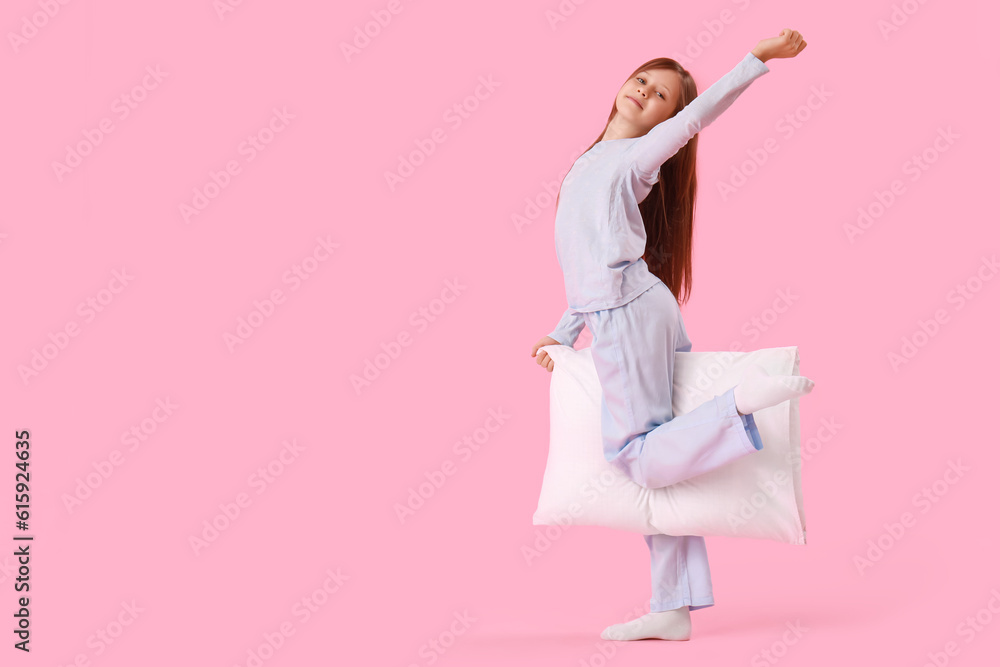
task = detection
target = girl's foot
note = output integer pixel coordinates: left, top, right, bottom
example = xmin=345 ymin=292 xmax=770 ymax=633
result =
xmin=600 ymin=606 xmax=692 ymax=641
xmin=734 ymin=362 xmax=814 ymax=416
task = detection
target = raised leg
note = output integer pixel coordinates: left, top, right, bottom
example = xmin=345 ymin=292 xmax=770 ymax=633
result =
xmin=584 ymin=283 xmax=764 ymax=490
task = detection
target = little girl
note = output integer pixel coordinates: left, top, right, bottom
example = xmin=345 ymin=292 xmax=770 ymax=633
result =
xmin=530 ymin=29 xmax=813 ymax=641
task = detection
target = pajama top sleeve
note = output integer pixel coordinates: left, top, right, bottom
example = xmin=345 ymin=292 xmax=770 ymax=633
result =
xmin=628 ymin=52 xmax=770 ymax=184
xmin=548 ymin=306 xmax=586 ymax=347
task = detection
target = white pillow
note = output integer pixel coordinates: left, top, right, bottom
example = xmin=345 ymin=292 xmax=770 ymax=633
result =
xmin=533 ymin=344 xmax=807 ymax=545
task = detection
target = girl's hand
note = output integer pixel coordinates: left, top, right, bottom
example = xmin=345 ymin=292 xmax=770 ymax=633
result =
xmin=752 ymin=29 xmax=807 ymax=63
xmin=531 ymin=336 xmax=562 ymax=372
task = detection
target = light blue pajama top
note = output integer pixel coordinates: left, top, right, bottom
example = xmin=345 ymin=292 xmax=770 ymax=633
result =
xmin=548 ymin=51 xmax=770 ymax=347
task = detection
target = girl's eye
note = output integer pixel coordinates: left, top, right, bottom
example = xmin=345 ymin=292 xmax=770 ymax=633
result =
xmin=637 ymin=77 xmax=665 ymax=99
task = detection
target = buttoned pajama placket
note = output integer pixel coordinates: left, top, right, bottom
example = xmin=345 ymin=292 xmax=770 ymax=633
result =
xmin=581 ymin=280 xmax=765 ymax=612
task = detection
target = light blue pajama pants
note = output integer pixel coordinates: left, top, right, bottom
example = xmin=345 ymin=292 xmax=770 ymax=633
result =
xmin=580 ymin=279 xmax=764 ymax=613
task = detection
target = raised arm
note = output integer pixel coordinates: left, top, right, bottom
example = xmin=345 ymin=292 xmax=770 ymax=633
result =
xmin=628 ymin=51 xmax=769 ymax=179
xmin=548 ymin=307 xmax=586 ymax=347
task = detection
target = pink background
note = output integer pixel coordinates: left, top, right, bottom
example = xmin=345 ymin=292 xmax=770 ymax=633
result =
xmin=3 ymin=0 xmax=999 ymax=664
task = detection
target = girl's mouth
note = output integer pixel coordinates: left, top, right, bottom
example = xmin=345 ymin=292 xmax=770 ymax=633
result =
xmin=626 ymin=95 xmax=643 ymax=109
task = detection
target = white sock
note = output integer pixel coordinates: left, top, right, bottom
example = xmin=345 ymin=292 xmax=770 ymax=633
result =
xmin=733 ymin=362 xmax=815 ymax=416
xmin=600 ymin=607 xmax=692 ymax=641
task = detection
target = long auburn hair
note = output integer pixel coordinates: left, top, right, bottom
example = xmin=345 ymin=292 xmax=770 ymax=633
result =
xmin=556 ymin=58 xmax=700 ymax=306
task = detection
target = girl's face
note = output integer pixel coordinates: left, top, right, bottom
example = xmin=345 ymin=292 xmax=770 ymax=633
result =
xmin=614 ymin=68 xmax=683 ymax=132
